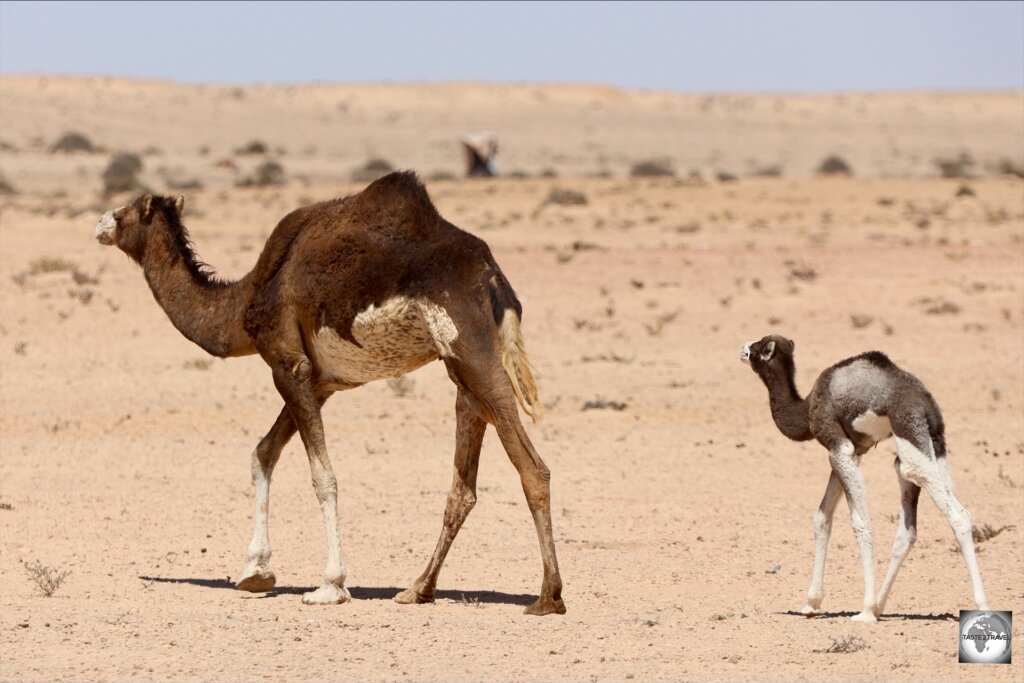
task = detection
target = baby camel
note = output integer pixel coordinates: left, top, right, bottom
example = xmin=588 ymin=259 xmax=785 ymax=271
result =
xmin=741 ymin=335 xmax=987 ymax=621
xmin=93 ymin=172 xmax=564 ymax=615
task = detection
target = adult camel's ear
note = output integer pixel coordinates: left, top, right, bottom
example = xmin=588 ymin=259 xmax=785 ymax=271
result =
xmin=140 ymin=194 xmax=154 ymax=221
xmin=174 ymin=195 xmax=185 ymax=216
xmin=760 ymin=340 xmax=776 ymax=362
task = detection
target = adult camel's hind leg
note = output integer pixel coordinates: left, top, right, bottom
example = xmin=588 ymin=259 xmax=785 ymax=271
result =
xmin=396 ymin=388 xmax=487 ymax=604
xmin=489 ymin=394 xmax=565 ymax=615
xmin=236 ymin=406 xmax=296 ymax=592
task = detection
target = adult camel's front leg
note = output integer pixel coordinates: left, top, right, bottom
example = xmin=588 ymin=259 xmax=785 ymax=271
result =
xmin=236 ymin=406 xmax=297 ymax=592
xmin=396 ymin=388 xmax=486 ymax=604
xmin=272 ymin=360 xmax=350 ymax=605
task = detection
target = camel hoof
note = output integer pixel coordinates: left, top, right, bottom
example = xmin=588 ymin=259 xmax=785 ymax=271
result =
xmin=394 ymin=588 xmax=433 ymax=605
xmin=236 ymin=568 xmax=276 ymax=593
xmin=851 ymin=610 xmax=878 ymax=623
xmin=800 ymin=603 xmax=821 ymax=618
xmin=302 ymin=584 xmax=351 ymax=605
xmin=524 ymin=596 xmax=566 ymax=616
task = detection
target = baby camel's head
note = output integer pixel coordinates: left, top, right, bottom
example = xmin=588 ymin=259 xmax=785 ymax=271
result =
xmin=741 ymin=334 xmax=796 ymax=380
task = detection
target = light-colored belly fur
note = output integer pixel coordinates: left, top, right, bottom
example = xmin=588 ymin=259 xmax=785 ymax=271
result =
xmin=851 ymin=410 xmax=892 ymax=445
xmin=309 ymin=296 xmax=458 ymax=385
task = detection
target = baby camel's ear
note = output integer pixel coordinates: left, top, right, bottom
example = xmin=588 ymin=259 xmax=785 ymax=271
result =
xmin=760 ymin=340 xmax=776 ymax=361
xmin=174 ymin=195 xmax=185 ymax=216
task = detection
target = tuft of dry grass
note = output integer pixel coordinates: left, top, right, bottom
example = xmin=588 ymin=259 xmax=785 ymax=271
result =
xmin=630 ymin=159 xmax=674 ymax=178
xmin=581 ymin=397 xmax=628 ymax=412
xmin=29 ymin=256 xmax=77 ymax=275
xmin=544 ymin=187 xmax=588 ymax=206
xmin=815 ymin=635 xmax=869 ymax=654
xmin=387 ymin=375 xmax=415 ymax=398
xmin=22 ymin=559 xmax=71 ymax=597
xmin=183 ymin=358 xmax=213 ymax=371
xmin=818 ymin=154 xmax=853 ymax=176
xmin=972 ymin=523 xmax=1013 ymax=544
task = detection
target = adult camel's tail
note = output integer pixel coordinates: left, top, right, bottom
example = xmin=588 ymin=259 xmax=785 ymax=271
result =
xmin=489 ymin=276 xmax=542 ymax=423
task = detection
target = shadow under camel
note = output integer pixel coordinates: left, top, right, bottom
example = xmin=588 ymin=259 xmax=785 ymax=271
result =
xmin=779 ymin=609 xmax=956 ymax=622
xmin=138 ymin=576 xmax=536 ymax=605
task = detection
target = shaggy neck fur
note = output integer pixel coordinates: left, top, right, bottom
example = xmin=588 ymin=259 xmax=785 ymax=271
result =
xmin=757 ymin=355 xmax=813 ymax=442
xmin=138 ymin=214 xmax=255 ymax=357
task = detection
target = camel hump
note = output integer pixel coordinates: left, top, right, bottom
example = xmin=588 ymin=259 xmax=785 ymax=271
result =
xmin=357 ymin=170 xmax=439 ymax=220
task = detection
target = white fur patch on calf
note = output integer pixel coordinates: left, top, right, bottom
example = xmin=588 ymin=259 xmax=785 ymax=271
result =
xmin=417 ymin=301 xmax=459 ymax=357
xmin=852 ymin=410 xmax=893 ymax=445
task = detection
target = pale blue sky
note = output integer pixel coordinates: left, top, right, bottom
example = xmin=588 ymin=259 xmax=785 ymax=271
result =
xmin=1 ymin=1 xmax=1021 ymax=91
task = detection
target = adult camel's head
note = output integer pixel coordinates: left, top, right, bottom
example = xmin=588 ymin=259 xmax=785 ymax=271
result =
xmin=95 ymin=193 xmax=185 ymax=262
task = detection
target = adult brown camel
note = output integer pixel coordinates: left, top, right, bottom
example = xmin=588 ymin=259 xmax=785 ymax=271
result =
xmin=93 ymin=172 xmax=565 ymax=615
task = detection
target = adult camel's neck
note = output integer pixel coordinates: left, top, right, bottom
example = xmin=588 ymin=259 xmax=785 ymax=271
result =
xmin=759 ymin=361 xmax=813 ymax=442
xmin=139 ymin=231 xmax=256 ymax=358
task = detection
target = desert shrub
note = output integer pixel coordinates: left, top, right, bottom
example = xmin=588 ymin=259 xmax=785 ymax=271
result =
xmin=750 ymin=164 xmax=783 ymax=178
xmin=818 ymin=155 xmax=853 ymax=176
xmin=630 ymin=159 xmax=674 ymax=178
xmin=427 ymin=170 xmax=456 ymax=182
xmin=545 ymin=187 xmax=588 ymax=206
xmin=22 ymin=559 xmax=70 ymax=597
xmin=387 ymin=376 xmax=415 ymax=397
xmin=235 ymin=139 xmax=268 ymax=155
xmin=955 ymin=184 xmax=975 ymax=198
xmin=50 ymin=132 xmax=95 ymax=154
xmin=28 ymin=256 xmax=77 ymax=275
xmin=934 ymin=153 xmax=974 ymax=178
xmin=715 ymin=171 xmax=738 ymax=183
xmin=237 ymin=160 xmax=285 ymax=188
xmin=102 ymin=153 xmax=144 ymax=195
xmin=538 ymin=168 xmax=559 ymax=178
xmin=507 ymin=169 xmax=530 ymax=179
xmin=996 ymin=158 xmax=1024 ymax=178
xmin=351 ymin=158 xmax=395 ymax=183
xmin=0 ymin=173 xmax=16 ymax=195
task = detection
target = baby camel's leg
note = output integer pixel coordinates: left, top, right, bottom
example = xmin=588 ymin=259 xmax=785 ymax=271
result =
xmin=829 ymin=440 xmax=879 ymax=621
xmin=396 ymin=389 xmax=486 ymax=604
xmin=893 ymin=433 xmax=988 ymax=610
xmin=236 ymin=406 xmax=296 ymax=592
xmin=875 ymin=458 xmax=920 ymax=615
xmin=802 ymin=471 xmax=843 ymax=616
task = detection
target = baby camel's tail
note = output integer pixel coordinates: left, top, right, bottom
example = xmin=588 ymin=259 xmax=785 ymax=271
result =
xmin=490 ymin=277 xmax=542 ymax=423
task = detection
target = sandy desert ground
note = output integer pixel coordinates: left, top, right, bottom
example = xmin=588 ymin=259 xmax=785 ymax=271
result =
xmin=0 ymin=77 xmax=1022 ymax=682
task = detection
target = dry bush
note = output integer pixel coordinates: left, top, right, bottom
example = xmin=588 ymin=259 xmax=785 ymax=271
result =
xmin=934 ymin=153 xmax=974 ymax=178
xmin=387 ymin=376 xmax=415 ymax=398
xmin=538 ymin=168 xmax=559 ymax=178
xmin=427 ymin=170 xmax=456 ymax=182
xmin=630 ymin=159 xmax=675 ymax=178
xmin=955 ymin=184 xmax=976 ymax=198
xmin=102 ymin=153 xmax=144 ymax=196
xmin=815 ymin=635 xmax=869 ymax=654
xmin=0 ymin=501 xmax=12 ymax=510
xmin=996 ymin=158 xmax=1024 ymax=178
xmin=972 ymin=523 xmax=1013 ymax=543
xmin=0 ymin=173 xmax=16 ymax=195
xmin=715 ymin=171 xmax=738 ymax=183
xmin=50 ymin=132 xmax=95 ymax=154
xmin=183 ymin=358 xmax=213 ymax=371
xmin=235 ymin=139 xmax=268 ymax=155
xmin=22 ymin=559 xmax=70 ymax=597
xmin=29 ymin=256 xmax=77 ymax=275
xmin=582 ymin=397 xmax=628 ymax=411
xmin=750 ymin=164 xmax=783 ymax=178
xmin=545 ymin=188 xmax=588 ymax=206
xmin=818 ymin=155 xmax=853 ymax=176
xmin=351 ymin=158 xmax=394 ymax=183
xmin=237 ymin=160 xmax=285 ymax=188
